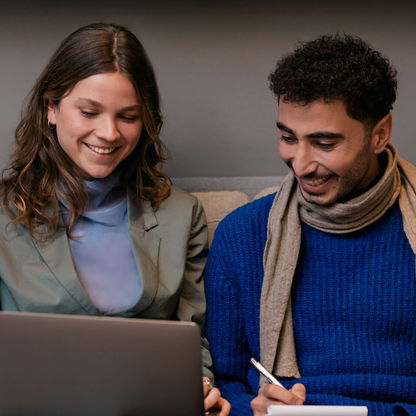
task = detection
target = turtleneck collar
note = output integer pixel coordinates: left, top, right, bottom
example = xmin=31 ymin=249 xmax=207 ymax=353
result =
xmin=82 ymin=170 xmax=126 ymax=226
xmin=60 ymin=170 xmax=127 ymax=227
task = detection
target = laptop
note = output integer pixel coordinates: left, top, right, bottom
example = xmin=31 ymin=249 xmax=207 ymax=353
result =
xmin=0 ymin=311 xmax=207 ymax=416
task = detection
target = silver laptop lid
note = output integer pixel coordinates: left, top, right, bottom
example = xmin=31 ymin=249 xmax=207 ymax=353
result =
xmin=0 ymin=311 xmax=205 ymax=416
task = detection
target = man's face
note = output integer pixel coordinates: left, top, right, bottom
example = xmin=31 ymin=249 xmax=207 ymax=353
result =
xmin=277 ymin=99 xmax=383 ymax=205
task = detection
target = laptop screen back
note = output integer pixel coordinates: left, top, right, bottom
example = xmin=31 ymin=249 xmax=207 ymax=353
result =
xmin=0 ymin=311 xmax=205 ymax=416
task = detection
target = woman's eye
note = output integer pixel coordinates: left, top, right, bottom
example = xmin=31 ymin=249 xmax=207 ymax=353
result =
xmin=119 ymin=115 xmax=140 ymax=122
xmin=81 ymin=110 xmax=97 ymax=117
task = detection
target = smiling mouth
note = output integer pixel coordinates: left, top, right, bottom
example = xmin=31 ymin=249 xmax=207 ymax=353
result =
xmin=302 ymin=175 xmax=334 ymax=187
xmin=298 ymin=174 xmax=336 ymax=195
xmin=85 ymin=143 xmax=117 ymax=155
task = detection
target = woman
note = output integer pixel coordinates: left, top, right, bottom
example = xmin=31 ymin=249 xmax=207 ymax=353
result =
xmin=0 ymin=22 xmax=229 ymax=415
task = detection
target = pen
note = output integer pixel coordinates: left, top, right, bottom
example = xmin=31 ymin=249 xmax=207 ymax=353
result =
xmin=250 ymin=357 xmax=285 ymax=389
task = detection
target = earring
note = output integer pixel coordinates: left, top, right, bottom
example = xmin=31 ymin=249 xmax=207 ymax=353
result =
xmin=47 ymin=120 xmax=56 ymax=129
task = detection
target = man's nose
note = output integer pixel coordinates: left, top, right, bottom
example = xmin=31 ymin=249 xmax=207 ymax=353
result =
xmin=291 ymin=146 xmax=317 ymax=177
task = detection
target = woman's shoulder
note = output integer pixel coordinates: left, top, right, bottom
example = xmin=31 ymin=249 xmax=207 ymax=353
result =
xmin=159 ymin=185 xmax=201 ymax=211
xmin=0 ymin=204 xmax=13 ymax=227
xmin=0 ymin=205 xmax=26 ymax=244
xmin=166 ymin=185 xmax=198 ymax=202
xmin=137 ymin=185 xmax=204 ymax=228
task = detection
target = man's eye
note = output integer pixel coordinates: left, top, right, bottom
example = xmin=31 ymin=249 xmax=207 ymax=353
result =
xmin=316 ymin=142 xmax=335 ymax=150
xmin=280 ymin=135 xmax=296 ymax=144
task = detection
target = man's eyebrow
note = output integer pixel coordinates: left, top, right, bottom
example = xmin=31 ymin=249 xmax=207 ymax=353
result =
xmin=276 ymin=122 xmax=345 ymax=140
xmin=276 ymin=122 xmax=294 ymax=135
xmin=75 ymin=98 xmax=140 ymax=111
xmin=306 ymin=131 xmax=345 ymax=139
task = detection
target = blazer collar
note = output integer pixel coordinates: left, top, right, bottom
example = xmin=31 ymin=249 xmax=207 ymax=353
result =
xmin=127 ymin=191 xmax=158 ymax=232
xmin=33 ymin=193 xmax=160 ymax=316
xmin=33 ymin=226 xmax=98 ymax=315
xmin=126 ymin=193 xmax=161 ymax=315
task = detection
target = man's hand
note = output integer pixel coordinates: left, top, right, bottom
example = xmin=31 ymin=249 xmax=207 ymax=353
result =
xmin=251 ymin=383 xmax=306 ymax=416
xmin=202 ymin=377 xmax=231 ymax=416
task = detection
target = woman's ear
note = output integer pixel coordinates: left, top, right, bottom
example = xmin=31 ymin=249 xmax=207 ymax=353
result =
xmin=47 ymin=101 xmax=58 ymax=125
xmin=371 ymin=114 xmax=392 ymax=154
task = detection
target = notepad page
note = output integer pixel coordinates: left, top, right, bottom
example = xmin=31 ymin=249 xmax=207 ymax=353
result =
xmin=267 ymin=405 xmax=368 ymax=416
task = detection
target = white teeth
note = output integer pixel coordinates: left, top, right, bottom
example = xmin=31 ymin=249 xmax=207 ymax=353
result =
xmin=86 ymin=144 xmax=116 ymax=154
xmin=305 ymin=176 xmax=331 ymax=186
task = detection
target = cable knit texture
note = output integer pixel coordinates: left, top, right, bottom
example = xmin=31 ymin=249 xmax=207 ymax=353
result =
xmin=205 ymin=194 xmax=416 ymax=416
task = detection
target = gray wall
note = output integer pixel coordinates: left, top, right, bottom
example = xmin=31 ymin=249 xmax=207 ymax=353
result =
xmin=1 ymin=0 xmax=415 ymax=177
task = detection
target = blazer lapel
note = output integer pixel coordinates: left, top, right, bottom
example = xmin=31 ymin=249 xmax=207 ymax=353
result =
xmin=33 ymin=194 xmax=160 ymax=316
xmin=33 ymin=226 xmax=98 ymax=314
xmin=127 ymin=194 xmax=160 ymax=314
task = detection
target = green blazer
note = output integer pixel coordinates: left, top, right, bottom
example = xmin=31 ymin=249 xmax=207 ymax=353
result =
xmin=0 ymin=186 xmax=212 ymax=375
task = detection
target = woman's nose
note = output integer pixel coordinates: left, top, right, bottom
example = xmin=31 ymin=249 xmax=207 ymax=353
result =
xmin=96 ymin=117 xmax=120 ymax=141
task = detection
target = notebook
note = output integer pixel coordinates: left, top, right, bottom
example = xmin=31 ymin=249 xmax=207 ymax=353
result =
xmin=267 ymin=405 xmax=368 ymax=415
xmin=0 ymin=311 xmax=207 ymax=416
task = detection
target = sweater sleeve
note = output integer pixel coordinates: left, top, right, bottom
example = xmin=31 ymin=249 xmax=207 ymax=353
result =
xmin=304 ymin=394 xmax=416 ymax=416
xmin=204 ymin=195 xmax=275 ymax=416
xmin=282 ymin=373 xmax=416 ymax=416
xmin=393 ymin=404 xmax=416 ymax=416
xmin=204 ymin=224 xmax=255 ymax=415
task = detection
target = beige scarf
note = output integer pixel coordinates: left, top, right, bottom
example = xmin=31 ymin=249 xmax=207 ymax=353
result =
xmin=260 ymin=144 xmax=416 ymax=381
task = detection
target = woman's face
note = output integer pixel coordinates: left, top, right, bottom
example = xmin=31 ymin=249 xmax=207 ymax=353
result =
xmin=48 ymin=72 xmax=143 ymax=179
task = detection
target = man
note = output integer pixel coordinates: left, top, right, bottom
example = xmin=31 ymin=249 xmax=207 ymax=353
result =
xmin=204 ymin=34 xmax=415 ymax=416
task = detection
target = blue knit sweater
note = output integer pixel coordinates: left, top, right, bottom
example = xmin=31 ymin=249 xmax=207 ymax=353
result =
xmin=204 ymin=194 xmax=416 ymax=416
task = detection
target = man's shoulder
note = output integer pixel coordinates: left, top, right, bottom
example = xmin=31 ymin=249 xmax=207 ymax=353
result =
xmin=216 ymin=192 xmax=275 ymax=234
xmin=208 ymin=193 xmax=275 ymax=270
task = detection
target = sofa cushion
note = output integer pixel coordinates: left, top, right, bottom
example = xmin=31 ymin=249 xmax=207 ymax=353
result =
xmin=253 ymin=186 xmax=279 ymax=200
xmin=191 ymin=191 xmax=250 ymax=244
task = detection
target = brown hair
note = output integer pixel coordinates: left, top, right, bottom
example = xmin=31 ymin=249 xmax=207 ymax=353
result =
xmin=1 ymin=23 xmax=170 ymax=239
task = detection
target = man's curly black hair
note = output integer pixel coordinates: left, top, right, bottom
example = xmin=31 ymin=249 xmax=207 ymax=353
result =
xmin=269 ymin=34 xmax=397 ymax=127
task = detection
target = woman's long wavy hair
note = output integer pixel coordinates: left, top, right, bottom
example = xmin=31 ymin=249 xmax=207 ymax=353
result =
xmin=1 ymin=23 xmax=170 ymax=239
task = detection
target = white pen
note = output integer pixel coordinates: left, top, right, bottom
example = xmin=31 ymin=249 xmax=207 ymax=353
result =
xmin=250 ymin=357 xmax=286 ymax=389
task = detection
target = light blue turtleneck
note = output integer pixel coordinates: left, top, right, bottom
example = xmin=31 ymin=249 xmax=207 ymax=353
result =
xmin=66 ymin=173 xmax=143 ymax=314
